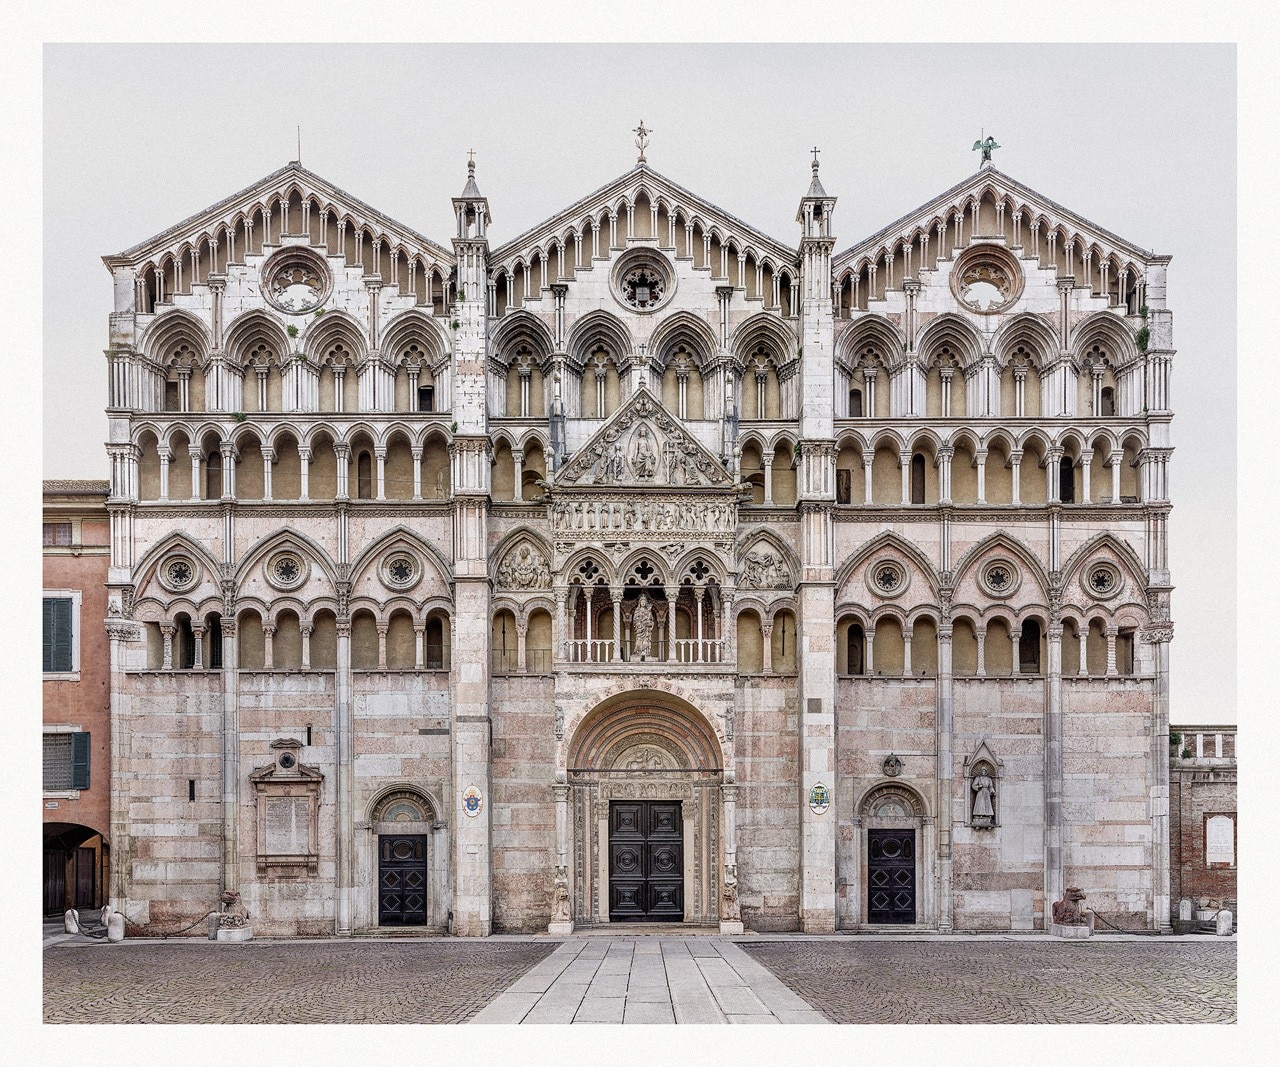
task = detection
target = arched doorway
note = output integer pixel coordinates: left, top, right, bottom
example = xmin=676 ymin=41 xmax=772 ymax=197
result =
xmin=849 ymin=782 xmax=934 ymax=929
xmin=357 ymin=788 xmax=449 ymax=932
xmin=565 ymin=693 xmax=724 ymax=926
xmin=43 ymin=824 xmax=108 ymax=916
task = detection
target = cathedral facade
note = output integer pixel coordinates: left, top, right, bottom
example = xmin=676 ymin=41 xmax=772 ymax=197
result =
xmin=100 ymin=144 xmax=1174 ymax=936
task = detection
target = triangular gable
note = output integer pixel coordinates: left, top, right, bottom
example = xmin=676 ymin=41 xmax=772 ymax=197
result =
xmin=489 ymin=163 xmax=798 ymax=270
xmin=834 ymin=166 xmax=1162 ymax=270
xmin=554 ymin=386 xmax=733 ymax=490
xmin=104 ymin=161 xmax=454 ymax=268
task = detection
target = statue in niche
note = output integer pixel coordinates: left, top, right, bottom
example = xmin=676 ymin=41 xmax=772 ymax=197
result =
xmin=631 ymin=593 xmax=655 ymax=659
xmin=632 ymin=424 xmax=658 ymax=478
xmin=971 ymin=764 xmax=997 ymax=825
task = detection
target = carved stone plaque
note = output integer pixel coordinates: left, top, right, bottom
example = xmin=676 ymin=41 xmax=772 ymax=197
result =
xmin=265 ymin=797 xmax=309 ymax=855
xmin=1205 ymin=814 xmax=1234 ymax=866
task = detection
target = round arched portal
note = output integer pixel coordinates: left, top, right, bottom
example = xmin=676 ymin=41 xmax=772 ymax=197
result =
xmin=564 ymin=692 xmax=725 ymax=927
xmin=355 ymin=787 xmax=449 ymax=932
xmin=844 ymin=781 xmax=935 ymax=930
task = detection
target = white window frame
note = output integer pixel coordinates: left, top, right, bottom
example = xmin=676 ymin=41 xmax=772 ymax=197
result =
xmin=43 ymin=588 xmax=82 ymax=681
xmin=43 ymin=723 xmax=84 ymax=798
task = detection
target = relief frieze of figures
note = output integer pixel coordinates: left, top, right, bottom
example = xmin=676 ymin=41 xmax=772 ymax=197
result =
xmin=737 ymin=547 xmax=791 ymax=590
xmin=549 ymin=497 xmax=736 ymax=538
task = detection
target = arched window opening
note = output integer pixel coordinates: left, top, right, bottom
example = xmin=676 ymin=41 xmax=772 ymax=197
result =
xmin=849 ymin=388 xmax=863 ymax=417
xmin=1019 ymin=618 xmax=1042 ymax=674
xmin=1100 ymin=386 xmax=1116 ymax=417
xmin=164 ymin=380 xmax=180 ymax=412
xmin=910 ymin=453 xmax=926 ymax=505
xmin=492 ymin=610 xmax=518 ymax=674
xmin=418 ymin=384 xmax=435 ymax=412
xmin=424 ymin=615 xmax=448 ymax=670
xmin=176 ymin=614 xmax=195 ymax=669
xmin=1059 ymin=457 xmax=1076 ymax=503
xmin=356 ymin=451 xmax=373 ymax=500
xmin=845 ymin=622 xmax=865 ymax=675
xmin=1117 ymin=628 xmax=1135 ymax=675
xmin=206 ymin=450 xmax=224 ymax=498
xmin=736 ymin=610 xmax=764 ymax=673
xmin=206 ymin=613 xmax=223 ymax=669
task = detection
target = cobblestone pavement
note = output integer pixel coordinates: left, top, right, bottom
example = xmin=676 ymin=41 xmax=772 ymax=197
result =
xmin=741 ymin=939 xmax=1236 ymax=1024
xmin=44 ymin=939 xmax=555 ymax=1024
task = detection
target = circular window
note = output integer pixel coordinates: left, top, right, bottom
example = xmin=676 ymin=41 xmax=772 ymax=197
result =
xmin=278 ymin=752 xmax=296 ymax=770
xmin=866 ymin=558 xmax=908 ymax=599
xmin=980 ymin=558 xmax=1021 ymax=598
xmin=950 ymin=245 xmax=1024 ymax=315
xmin=266 ymin=550 xmax=308 ymax=591
xmin=380 ymin=551 xmax=422 ymax=592
xmin=1083 ymin=561 xmax=1123 ymax=600
xmin=611 ymin=250 xmax=675 ymax=313
xmin=262 ymin=248 xmax=332 ymax=315
xmin=159 ymin=554 xmax=198 ymax=593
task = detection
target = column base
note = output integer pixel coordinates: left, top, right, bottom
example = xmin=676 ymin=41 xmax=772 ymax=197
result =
xmin=216 ymin=925 xmax=254 ymax=942
xmin=719 ymin=920 xmax=744 ymax=935
xmin=548 ymin=921 xmax=575 ymax=935
xmin=801 ymin=911 xmax=836 ymax=933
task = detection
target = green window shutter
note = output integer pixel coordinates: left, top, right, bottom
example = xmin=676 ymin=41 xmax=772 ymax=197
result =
xmin=43 ymin=598 xmax=74 ymax=673
xmin=71 ymin=732 xmax=91 ymax=790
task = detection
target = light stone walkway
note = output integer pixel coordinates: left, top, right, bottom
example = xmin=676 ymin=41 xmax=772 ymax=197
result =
xmin=469 ymin=937 xmax=829 ymax=1024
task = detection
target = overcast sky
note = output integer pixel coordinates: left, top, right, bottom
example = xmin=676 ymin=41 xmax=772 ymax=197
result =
xmin=41 ymin=42 xmax=1235 ymax=722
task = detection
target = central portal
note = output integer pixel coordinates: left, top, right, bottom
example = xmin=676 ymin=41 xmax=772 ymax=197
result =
xmin=608 ymin=800 xmax=684 ymax=921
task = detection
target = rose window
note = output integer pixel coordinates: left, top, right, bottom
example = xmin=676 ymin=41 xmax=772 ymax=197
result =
xmin=262 ymin=249 xmax=332 ymax=315
xmin=867 ymin=559 xmax=907 ymax=598
xmin=266 ymin=550 xmax=308 ymax=591
xmin=1084 ymin=561 xmax=1122 ymax=600
xmin=980 ymin=559 xmax=1020 ymax=598
xmin=621 ymin=267 xmax=665 ymax=310
xmin=949 ymin=245 xmax=1024 ymax=315
xmin=160 ymin=555 xmax=197 ymax=592
xmin=380 ymin=552 xmax=421 ymax=591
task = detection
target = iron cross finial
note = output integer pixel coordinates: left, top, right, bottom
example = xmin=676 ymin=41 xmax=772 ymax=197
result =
xmin=467 ymin=148 xmax=476 ymax=166
xmin=634 ymin=121 xmax=652 ymax=164
xmin=811 ymin=145 xmax=821 ymax=166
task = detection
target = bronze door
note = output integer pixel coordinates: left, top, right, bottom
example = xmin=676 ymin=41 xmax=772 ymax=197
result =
xmin=378 ymin=834 xmax=427 ymax=925
xmin=609 ymin=801 xmax=683 ymax=922
xmin=867 ymin=828 xmax=916 ymax=924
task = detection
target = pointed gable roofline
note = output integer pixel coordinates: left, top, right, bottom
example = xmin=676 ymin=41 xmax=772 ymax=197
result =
xmin=103 ymin=161 xmax=454 ymax=269
xmin=833 ymin=166 xmax=1167 ymax=270
xmin=489 ymin=163 xmax=798 ymax=268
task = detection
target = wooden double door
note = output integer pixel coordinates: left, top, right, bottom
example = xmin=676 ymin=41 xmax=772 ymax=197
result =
xmin=608 ymin=801 xmax=684 ymax=922
xmin=867 ymin=828 xmax=916 ymax=924
xmin=378 ymin=834 xmax=427 ymax=925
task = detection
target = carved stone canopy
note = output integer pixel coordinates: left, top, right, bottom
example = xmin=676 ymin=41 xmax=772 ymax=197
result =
xmin=556 ymin=388 xmax=732 ymax=490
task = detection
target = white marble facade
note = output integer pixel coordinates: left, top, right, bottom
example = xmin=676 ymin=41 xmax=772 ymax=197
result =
xmin=101 ymin=148 xmax=1174 ymax=935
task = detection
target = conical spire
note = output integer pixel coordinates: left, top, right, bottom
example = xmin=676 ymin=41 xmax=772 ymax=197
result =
xmin=460 ymin=151 xmax=483 ymax=199
xmin=806 ymin=154 xmax=827 ymax=198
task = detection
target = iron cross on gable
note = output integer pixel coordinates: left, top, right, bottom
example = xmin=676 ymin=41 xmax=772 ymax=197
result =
xmin=634 ymin=121 xmax=652 ymax=164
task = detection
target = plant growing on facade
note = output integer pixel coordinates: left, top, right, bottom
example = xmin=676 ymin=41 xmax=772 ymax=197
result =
xmin=286 ymin=324 xmax=299 ymax=338
xmin=1135 ymin=325 xmax=1149 ymax=352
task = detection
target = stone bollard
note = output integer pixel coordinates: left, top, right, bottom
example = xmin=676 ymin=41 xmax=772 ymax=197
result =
xmin=106 ymin=912 xmax=125 ymax=942
xmin=64 ymin=909 xmax=79 ymax=934
xmin=1178 ymin=898 xmax=1192 ymax=922
xmin=208 ymin=912 xmax=220 ymax=940
xmin=1216 ymin=910 xmax=1233 ymax=936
